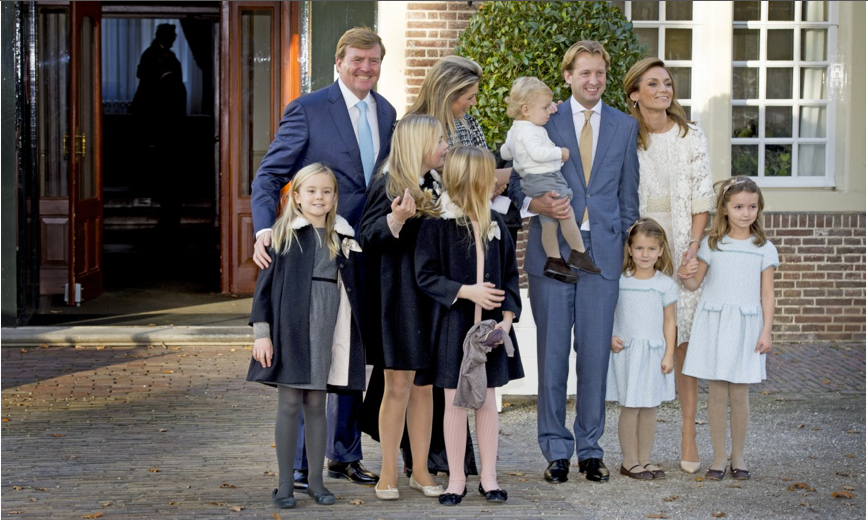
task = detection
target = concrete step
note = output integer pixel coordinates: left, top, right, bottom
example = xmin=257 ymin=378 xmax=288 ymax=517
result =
xmin=1 ymin=326 xmax=252 ymax=346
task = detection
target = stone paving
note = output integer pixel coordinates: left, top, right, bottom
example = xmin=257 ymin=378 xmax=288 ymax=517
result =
xmin=2 ymin=342 xmax=865 ymax=519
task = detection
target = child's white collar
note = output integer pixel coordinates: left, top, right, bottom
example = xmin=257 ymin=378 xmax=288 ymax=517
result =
xmin=437 ymin=192 xmax=500 ymax=240
xmin=290 ymin=215 xmax=354 ymax=237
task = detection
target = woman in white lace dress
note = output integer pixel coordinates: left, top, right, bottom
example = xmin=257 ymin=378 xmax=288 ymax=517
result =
xmin=624 ymin=57 xmax=715 ymax=474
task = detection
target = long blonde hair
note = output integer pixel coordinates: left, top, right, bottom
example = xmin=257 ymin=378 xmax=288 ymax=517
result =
xmin=623 ymin=57 xmax=691 ymax=151
xmin=622 ymin=218 xmax=674 ymax=276
xmin=442 ymin=146 xmax=495 ymax=249
xmin=708 ymin=176 xmax=767 ymax=250
xmin=271 ymin=163 xmax=340 ymax=259
xmin=382 ymin=114 xmax=443 ymax=219
xmin=406 ymin=56 xmax=482 ymax=139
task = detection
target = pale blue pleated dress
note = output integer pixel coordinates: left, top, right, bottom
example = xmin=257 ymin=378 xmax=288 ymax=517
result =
xmin=606 ymin=271 xmax=678 ymax=408
xmin=682 ymin=236 xmax=780 ymax=384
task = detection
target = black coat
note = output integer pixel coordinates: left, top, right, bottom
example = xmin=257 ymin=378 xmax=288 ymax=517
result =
xmin=415 ymin=210 xmax=524 ymax=389
xmin=246 ymin=222 xmax=366 ymax=392
xmin=358 ymin=173 xmax=441 ymax=371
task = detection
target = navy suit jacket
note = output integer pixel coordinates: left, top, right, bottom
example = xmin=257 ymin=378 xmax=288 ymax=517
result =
xmin=509 ymin=101 xmax=640 ymax=280
xmin=251 ymin=81 xmax=397 ymax=231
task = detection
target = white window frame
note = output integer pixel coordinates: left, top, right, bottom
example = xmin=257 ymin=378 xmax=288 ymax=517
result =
xmin=731 ymin=1 xmax=838 ymax=188
xmin=621 ymin=1 xmax=698 ymax=117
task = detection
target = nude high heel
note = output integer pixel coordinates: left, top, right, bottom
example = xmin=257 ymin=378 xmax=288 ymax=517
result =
xmin=680 ymin=460 xmax=701 ymax=473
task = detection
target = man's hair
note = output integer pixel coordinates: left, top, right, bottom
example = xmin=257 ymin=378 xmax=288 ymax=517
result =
xmin=561 ymin=40 xmax=610 ymax=74
xmin=335 ymin=27 xmax=385 ymax=60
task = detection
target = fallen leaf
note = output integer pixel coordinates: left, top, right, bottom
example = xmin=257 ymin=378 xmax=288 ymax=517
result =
xmin=243 ymin=346 xmax=253 ymax=351
xmin=847 ymin=429 xmax=860 ymax=434
xmin=518 ymin=477 xmax=528 ymax=482
xmin=100 ymin=502 xmax=111 ymax=507
xmin=163 ymin=370 xmax=175 ymax=374
xmin=29 ymin=498 xmax=36 ymax=502
xmin=230 ymin=348 xmax=236 ymax=352
xmin=694 ymin=477 xmax=704 ymax=482
xmin=798 ymin=424 xmax=805 ymax=429
xmin=844 ymin=486 xmax=855 ymax=491
xmin=788 ymin=483 xmax=816 ymax=492
xmin=8 ymin=512 xmax=23 ymax=515
xmin=20 ymin=349 xmax=27 ymax=353
xmin=2 ymin=418 xmax=9 ymax=422
xmin=761 ymin=391 xmax=770 ymax=395
xmin=12 ymin=486 xmax=23 ymax=490
xmin=39 ymin=343 xmax=49 ymax=348
xmin=506 ymin=471 xmax=526 ymax=476
xmin=645 ymin=514 xmax=670 ymax=519
xmin=811 ymin=427 xmax=821 ymax=431
xmin=694 ymin=420 xmax=707 ymax=425
xmin=663 ymin=496 xmax=679 ymax=502
xmin=158 ymin=428 xmax=167 ymax=433
xmin=837 ymin=471 xmax=851 ymax=477
xmin=82 ymin=513 xmax=104 ymax=519
xmin=210 ymin=502 xmax=227 ymax=506
xmin=822 ymin=379 xmax=831 ymax=384
xmin=75 ymin=345 xmax=85 ymax=349
xmin=727 ymin=483 xmax=742 ymax=488
xmin=229 ymin=505 xmax=244 ymax=512
xmin=832 ymin=491 xmax=854 ymax=499
xmin=50 ymin=434 xmax=66 ymax=437
xmin=271 ymin=444 xmax=276 ymax=448
xmin=148 ymin=468 xmax=160 ymax=473
xmin=800 ymin=501 xmax=810 ymax=507
xmin=845 ymin=454 xmax=856 ymax=458
xmin=35 ymin=487 xmax=48 ymax=491
xmin=657 ymin=418 xmax=667 ymax=422
xmin=711 ymin=512 xmax=727 ymax=518
xmin=273 ymin=514 xmax=282 ymax=520
xmin=167 ymin=501 xmax=179 ymax=505
xmin=95 ymin=345 xmax=105 ymax=350
xmin=220 ymin=483 xmax=236 ymax=488
xmin=348 ymin=498 xmax=364 ymax=505
xmin=263 ymin=471 xmax=276 ymax=476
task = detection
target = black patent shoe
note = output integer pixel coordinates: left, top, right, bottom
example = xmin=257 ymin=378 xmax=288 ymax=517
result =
xmin=307 ymin=488 xmax=336 ymax=505
xmin=327 ymin=460 xmax=378 ymax=485
xmin=293 ymin=469 xmax=309 ymax=490
xmin=271 ymin=489 xmax=296 ymax=509
xmin=438 ymin=487 xmax=467 ymax=506
xmin=544 ymin=459 xmax=570 ymax=483
xmin=478 ymin=483 xmax=508 ymax=502
xmin=579 ymin=457 xmax=610 ymax=482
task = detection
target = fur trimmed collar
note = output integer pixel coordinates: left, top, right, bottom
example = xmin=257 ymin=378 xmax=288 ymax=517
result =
xmin=290 ymin=215 xmax=354 ymax=237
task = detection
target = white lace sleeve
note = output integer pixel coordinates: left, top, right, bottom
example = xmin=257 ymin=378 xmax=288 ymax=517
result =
xmin=688 ymin=126 xmax=715 ymax=215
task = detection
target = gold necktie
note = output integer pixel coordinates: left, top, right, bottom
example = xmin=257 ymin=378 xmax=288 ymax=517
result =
xmin=580 ymin=109 xmax=593 ymax=223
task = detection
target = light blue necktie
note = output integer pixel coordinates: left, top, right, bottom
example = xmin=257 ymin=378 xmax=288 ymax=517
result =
xmin=356 ymin=100 xmax=375 ymax=185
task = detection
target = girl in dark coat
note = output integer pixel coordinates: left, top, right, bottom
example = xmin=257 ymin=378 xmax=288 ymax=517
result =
xmin=358 ymin=114 xmax=448 ymax=500
xmin=247 ymin=163 xmax=365 ymax=509
xmin=415 ymin=146 xmax=524 ymax=505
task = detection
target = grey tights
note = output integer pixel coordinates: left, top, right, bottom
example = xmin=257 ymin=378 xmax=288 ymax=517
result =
xmin=275 ymin=387 xmax=329 ymax=498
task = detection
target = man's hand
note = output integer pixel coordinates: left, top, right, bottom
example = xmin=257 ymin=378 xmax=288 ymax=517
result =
xmin=253 ymin=231 xmax=273 ymax=269
xmin=528 ymin=191 xmax=571 ymax=220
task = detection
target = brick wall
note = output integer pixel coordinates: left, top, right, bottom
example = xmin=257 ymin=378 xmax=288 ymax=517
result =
xmin=402 ymin=5 xmax=866 ymax=344
xmin=405 ymin=2 xmax=478 ymax=109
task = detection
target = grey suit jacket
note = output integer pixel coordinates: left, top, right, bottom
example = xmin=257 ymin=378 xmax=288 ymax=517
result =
xmin=509 ymin=101 xmax=640 ymax=281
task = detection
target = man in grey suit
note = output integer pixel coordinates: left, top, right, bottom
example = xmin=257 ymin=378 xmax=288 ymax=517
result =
xmin=508 ymin=40 xmax=639 ymax=483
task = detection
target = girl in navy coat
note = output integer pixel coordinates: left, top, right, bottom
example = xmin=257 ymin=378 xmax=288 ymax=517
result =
xmin=247 ymin=163 xmax=365 ymax=509
xmin=416 ymin=146 xmax=524 ymax=505
xmin=359 ymin=114 xmax=448 ymax=500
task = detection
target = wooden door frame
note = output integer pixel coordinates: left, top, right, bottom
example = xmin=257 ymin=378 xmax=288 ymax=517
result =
xmin=219 ymin=1 xmax=300 ymax=294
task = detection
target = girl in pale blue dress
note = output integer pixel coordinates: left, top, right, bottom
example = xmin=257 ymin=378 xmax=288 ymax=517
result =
xmin=679 ymin=177 xmax=779 ymax=482
xmin=606 ymin=218 xmax=677 ymax=480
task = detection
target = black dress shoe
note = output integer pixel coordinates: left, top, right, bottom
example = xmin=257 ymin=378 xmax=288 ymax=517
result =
xmin=327 ymin=460 xmax=379 ymax=485
xmin=478 ymin=483 xmax=508 ymax=502
xmin=293 ymin=469 xmax=309 ymax=490
xmin=579 ymin=458 xmax=610 ymax=482
xmin=544 ymin=459 xmax=570 ymax=483
xmin=438 ymin=487 xmax=467 ymax=506
xmin=271 ymin=488 xmax=296 ymax=509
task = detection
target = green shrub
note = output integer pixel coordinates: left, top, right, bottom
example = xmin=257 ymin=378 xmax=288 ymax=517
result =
xmin=455 ymin=1 xmax=646 ymax=150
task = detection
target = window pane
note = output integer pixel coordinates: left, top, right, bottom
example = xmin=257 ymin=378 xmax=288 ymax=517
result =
xmin=769 ymin=1 xmax=795 ymax=21
xmin=670 ymin=67 xmax=691 ymax=100
xmin=799 ymin=144 xmax=825 ymax=176
xmin=733 ymin=1 xmax=760 ymax=21
xmin=733 ymin=29 xmax=760 ymax=61
xmin=635 ymin=28 xmax=659 ymax=58
xmin=765 ymin=144 xmax=793 ymax=177
xmin=665 ymin=29 xmax=692 ymax=60
xmin=732 ymin=67 xmax=759 ymax=99
xmin=802 ymin=1 xmax=828 ymax=21
xmin=766 ymin=106 xmax=793 ymax=137
xmin=665 ymin=1 xmax=692 ymax=20
xmin=801 ymin=29 xmax=827 ymax=61
xmin=733 ymin=106 xmax=759 ymax=137
xmin=732 ymin=145 xmax=759 ymax=176
xmin=682 ymin=105 xmax=691 ymax=120
xmin=800 ymin=68 xmax=826 ymax=99
xmin=241 ymin=10 xmax=273 ymax=196
xmin=799 ymin=106 xmax=826 ymax=137
xmin=766 ymin=68 xmax=793 ymax=99
xmin=767 ymin=30 xmax=794 ymax=60
xmin=632 ymin=1 xmax=659 ymax=20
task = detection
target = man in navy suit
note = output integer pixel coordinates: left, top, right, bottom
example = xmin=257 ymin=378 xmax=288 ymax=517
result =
xmin=251 ymin=27 xmax=396 ymax=488
xmin=509 ymin=40 xmax=639 ymax=484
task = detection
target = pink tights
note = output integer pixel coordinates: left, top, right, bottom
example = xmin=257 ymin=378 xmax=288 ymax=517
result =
xmin=442 ymin=387 xmax=500 ymax=493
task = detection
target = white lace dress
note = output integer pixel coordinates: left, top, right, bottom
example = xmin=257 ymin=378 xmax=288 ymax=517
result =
xmin=638 ymin=123 xmax=715 ymax=344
